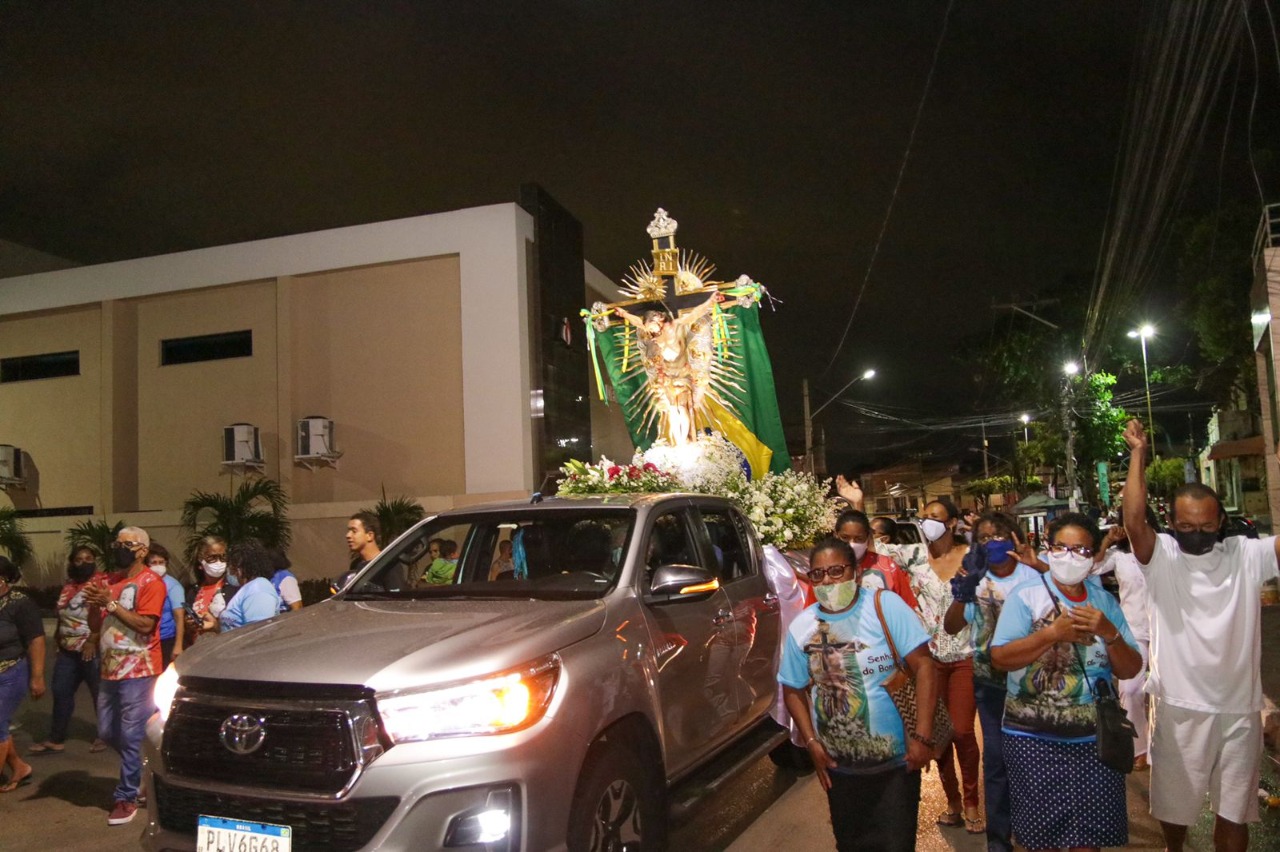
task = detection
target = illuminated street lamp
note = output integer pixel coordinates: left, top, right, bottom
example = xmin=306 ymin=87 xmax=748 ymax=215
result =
xmin=1020 ymin=413 xmax=1031 ymax=444
xmin=1127 ymin=324 xmax=1156 ymax=437
xmin=803 ymin=368 xmax=876 ymax=473
xmin=1062 ymin=361 xmax=1081 ymax=511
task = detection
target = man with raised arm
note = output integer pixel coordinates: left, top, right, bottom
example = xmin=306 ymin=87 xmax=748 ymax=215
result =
xmin=1121 ymin=418 xmax=1280 ymax=852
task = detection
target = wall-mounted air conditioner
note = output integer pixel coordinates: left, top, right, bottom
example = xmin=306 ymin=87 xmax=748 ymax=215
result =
xmin=221 ymin=423 xmax=265 ymax=472
xmin=0 ymin=444 xmax=24 ymax=489
xmin=295 ymin=416 xmax=342 ymax=469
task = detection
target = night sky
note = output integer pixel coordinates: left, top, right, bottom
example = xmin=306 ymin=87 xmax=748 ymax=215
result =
xmin=2 ymin=2 xmax=1274 ymax=472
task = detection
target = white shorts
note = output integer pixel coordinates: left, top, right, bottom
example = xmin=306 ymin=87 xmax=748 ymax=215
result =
xmin=1149 ymin=700 xmax=1262 ymax=825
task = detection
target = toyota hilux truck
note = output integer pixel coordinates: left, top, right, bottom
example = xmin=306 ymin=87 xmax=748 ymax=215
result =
xmin=143 ymin=493 xmax=789 ymax=852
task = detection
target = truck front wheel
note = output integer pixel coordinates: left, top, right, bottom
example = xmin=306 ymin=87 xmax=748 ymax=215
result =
xmin=567 ymin=741 xmax=665 ymax=852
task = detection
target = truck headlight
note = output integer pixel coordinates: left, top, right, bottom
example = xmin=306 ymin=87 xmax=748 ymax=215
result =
xmin=153 ymin=664 xmax=180 ymax=724
xmin=377 ymin=655 xmax=560 ymax=743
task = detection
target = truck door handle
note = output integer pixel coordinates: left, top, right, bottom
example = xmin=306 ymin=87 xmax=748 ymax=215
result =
xmin=763 ymin=593 xmax=780 ymax=611
xmin=712 ymin=608 xmax=732 ymax=626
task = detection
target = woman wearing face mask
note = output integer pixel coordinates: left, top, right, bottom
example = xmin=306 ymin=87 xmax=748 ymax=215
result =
xmin=779 ymin=537 xmax=938 ymax=852
xmin=29 ymin=547 xmax=109 ymax=755
xmin=943 ymin=511 xmax=1041 ymax=852
xmin=216 ymin=542 xmax=283 ymax=632
xmin=184 ymin=536 xmax=228 ymax=646
xmin=989 ymin=513 xmax=1142 ymax=851
xmin=0 ymin=556 xmax=44 ymax=792
xmin=877 ymin=498 xmax=983 ymax=834
xmin=835 ymin=509 xmax=920 ymax=611
xmin=145 ymin=543 xmax=186 ymax=668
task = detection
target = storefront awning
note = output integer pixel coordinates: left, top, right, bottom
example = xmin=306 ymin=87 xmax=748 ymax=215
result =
xmin=1207 ymin=435 xmax=1265 ymax=461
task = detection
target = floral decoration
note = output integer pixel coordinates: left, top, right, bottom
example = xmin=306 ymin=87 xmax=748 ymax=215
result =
xmin=558 ymin=455 xmax=681 ymax=495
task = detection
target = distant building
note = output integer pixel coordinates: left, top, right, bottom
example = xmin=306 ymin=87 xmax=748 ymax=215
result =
xmin=0 ymin=188 xmax=626 ymax=583
xmin=1198 ymin=407 xmax=1266 ymax=520
xmin=858 ymin=460 xmax=963 ymax=516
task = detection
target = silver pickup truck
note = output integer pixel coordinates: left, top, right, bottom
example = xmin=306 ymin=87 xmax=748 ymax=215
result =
xmin=143 ymin=493 xmax=789 ymax=851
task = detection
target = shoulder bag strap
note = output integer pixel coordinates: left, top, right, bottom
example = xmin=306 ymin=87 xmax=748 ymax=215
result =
xmin=1038 ymin=573 xmax=1097 ymax=700
xmin=873 ymin=589 xmax=906 ymax=671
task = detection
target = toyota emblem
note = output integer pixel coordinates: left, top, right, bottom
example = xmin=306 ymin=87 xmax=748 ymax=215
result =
xmin=219 ymin=713 xmax=267 ymax=755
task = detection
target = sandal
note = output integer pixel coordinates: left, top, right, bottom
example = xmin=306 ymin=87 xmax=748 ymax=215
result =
xmin=0 ymin=768 xmax=33 ymax=793
xmin=89 ymin=739 xmax=108 ymax=753
xmin=27 ymin=742 xmax=64 ymax=755
xmin=936 ymin=810 xmax=963 ymax=827
xmin=964 ymin=814 xmax=985 ymax=835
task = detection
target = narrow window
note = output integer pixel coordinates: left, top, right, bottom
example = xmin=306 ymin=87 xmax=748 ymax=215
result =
xmin=0 ymin=350 xmax=80 ymax=383
xmin=161 ymin=330 xmax=253 ymax=366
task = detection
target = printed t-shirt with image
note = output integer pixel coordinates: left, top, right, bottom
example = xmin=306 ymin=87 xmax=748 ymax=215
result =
xmin=55 ymin=573 xmax=110 ymax=653
xmin=964 ymin=562 xmax=1040 ymax=687
xmin=991 ymin=577 xmax=1137 ymax=741
xmin=100 ymin=569 xmax=165 ymax=680
xmin=857 ymin=550 xmax=921 ymax=612
xmin=779 ymin=589 xmax=931 ymax=774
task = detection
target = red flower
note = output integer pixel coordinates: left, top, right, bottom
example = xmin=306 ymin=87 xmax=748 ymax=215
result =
xmin=627 ymin=466 xmax=641 ymax=478
xmin=607 ymin=466 xmax=622 ymax=478
xmin=643 ymin=463 xmax=659 ymax=472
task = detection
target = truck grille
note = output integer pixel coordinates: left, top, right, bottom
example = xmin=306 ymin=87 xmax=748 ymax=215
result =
xmin=155 ymin=776 xmax=398 ymax=851
xmin=163 ymin=699 xmax=360 ymax=794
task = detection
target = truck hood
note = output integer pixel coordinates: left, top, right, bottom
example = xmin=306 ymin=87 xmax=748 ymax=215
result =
xmin=175 ymin=598 xmax=608 ymax=692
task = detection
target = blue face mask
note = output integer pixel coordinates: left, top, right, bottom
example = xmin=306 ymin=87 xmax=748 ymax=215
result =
xmin=983 ymin=539 xmax=1017 ymax=566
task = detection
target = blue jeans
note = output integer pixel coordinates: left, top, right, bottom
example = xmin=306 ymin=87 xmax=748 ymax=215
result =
xmin=49 ymin=649 xmax=101 ymax=744
xmin=0 ymin=658 xmax=29 ymax=741
xmin=974 ymin=682 xmax=1012 ymax=851
xmin=97 ymin=676 xmax=155 ymax=803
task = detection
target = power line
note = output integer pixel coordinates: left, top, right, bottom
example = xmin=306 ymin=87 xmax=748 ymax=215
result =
xmin=821 ymin=0 xmax=955 ymax=375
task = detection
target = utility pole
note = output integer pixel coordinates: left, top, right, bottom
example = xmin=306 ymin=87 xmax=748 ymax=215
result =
xmin=802 ymin=378 xmax=813 ymax=474
xmin=1063 ymin=365 xmax=1079 ymax=512
xmin=981 ymin=421 xmax=990 ymax=478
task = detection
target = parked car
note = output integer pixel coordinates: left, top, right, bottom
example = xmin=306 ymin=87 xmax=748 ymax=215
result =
xmin=144 ymin=494 xmax=786 ymax=852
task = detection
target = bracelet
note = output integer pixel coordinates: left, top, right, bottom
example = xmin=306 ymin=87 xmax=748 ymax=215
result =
xmin=804 ymin=736 xmax=819 ymax=747
xmin=910 ymin=731 xmax=935 ymax=747
xmin=1105 ymin=632 xmax=1123 ymax=646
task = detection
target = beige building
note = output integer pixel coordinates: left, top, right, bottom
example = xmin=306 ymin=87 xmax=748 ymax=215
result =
xmin=0 ymin=194 xmax=627 ymax=585
xmin=1252 ymin=203 xmax=1280 ymax=531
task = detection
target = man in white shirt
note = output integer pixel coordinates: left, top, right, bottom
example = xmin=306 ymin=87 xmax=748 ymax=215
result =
xmin=1122 ymin=419 xmax=1280 ymax=852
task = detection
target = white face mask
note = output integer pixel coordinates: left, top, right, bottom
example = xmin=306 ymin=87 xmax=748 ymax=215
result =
xmin=921 ymin=518 xmax=947 ymax=542
xmin=850 ymin=541 xmax=868 ymax=562
xmin=149 ymin=563 xmax=167 ymax=578
xmin=1046 ymin=551 xmax=1094 ymax=586
xmin=203 ymin=560 xmax=227 ymax=579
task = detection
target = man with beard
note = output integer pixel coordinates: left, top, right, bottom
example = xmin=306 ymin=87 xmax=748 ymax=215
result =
xmin=1122 ymin=419 xmax=1280 ymax=852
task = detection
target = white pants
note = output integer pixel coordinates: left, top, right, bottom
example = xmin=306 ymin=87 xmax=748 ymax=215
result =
xmin=1117 ymin=639 xmax=1149 ymax=758
xmin=1149 ymin=700 xmax=1262 ymax=826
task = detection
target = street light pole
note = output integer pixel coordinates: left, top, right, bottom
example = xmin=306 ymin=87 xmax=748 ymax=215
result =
xmin=1063 ymin=361 xmax=1080 ymax=512
xmin=1128 ymin=325 xmax=1156 ymax=438
xmin=803 ymin=369 xmax=875 ymax=474
xmin=1020 ymin=413 xmax=1031 ymax=444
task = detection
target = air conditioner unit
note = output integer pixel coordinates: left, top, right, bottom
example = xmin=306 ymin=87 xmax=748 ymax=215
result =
xmin=0 ymin=444 xmax=24 ymax=488
xmin=296 ymin=416 xmax=341 ymax=463
xmin=222 ymin=423 xmax=264 ymax=471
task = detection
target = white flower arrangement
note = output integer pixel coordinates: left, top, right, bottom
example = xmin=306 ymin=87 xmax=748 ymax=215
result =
xmin=642 ymin=432 xmax=748 ymax=495
xmin=558 ymin=454 xmax=680 ymax=495
xmin=730 ymin=468 xmax=839 ymax=550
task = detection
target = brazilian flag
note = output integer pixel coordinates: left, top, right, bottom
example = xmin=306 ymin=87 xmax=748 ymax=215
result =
xmin=585 ymin=286 xmax=790 ymax=477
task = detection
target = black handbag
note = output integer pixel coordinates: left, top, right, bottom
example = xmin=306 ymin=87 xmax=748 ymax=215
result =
xmin=1038 ymin=575 xmax=1137 ymax=773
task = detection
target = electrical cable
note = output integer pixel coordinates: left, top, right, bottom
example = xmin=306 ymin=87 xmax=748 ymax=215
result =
xmin=821 ymin=0 xmax=955 ymax=375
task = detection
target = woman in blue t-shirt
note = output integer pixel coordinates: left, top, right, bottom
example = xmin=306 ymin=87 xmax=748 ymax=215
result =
xmin=990 ymin=513 xmax=1143 ymax=851
xmin=779 ymin=537 xmax=939 ymax=852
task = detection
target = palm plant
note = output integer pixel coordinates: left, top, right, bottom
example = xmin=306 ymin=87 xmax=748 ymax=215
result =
xmin=180 ymin=477 xmax=291 ymax=563
xmin=361 ymin=490 xmax=426 ymax=546
xmin=0 ymin=507 xmax=34 ymax=567
xmin=65 ymin=517 xmax=126 ymax=570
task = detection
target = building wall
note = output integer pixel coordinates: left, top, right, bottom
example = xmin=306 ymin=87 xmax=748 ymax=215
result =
xmin=0 ymin=304 xmax=102 ymax=510
xmin=1254 ymin=241 xmax=1280 ymax=530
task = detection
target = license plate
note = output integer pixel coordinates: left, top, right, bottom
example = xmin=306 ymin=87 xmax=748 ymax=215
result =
xmin=197 ymin=815 xmax=292 ymax=852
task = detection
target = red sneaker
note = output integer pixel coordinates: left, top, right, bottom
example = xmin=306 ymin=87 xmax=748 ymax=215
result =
xmin=107 ymin=800 xmax=137 ymax=825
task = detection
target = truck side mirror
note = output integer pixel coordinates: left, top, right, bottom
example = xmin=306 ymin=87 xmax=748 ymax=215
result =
xmin=648 ymin=564 xmax=719 ymax=601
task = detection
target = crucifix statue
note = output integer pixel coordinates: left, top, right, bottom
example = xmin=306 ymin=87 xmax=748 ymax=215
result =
xmin=585 ymin=209 xmax=754 ymax=446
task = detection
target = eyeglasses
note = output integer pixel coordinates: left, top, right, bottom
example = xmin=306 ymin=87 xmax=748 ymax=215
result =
xmin=1048 ymin=544 xmax=1095 ymax=558
xmin=808 ymin=564 xmax=852 ymax=582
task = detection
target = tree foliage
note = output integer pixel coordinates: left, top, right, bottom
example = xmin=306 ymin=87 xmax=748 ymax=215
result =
xmin=65 ymin=518 xmax=126 ymax=571
xmin=360 ymin=492 xmax=426 ymax=546
xmin=180 ymin=477 xmax=291 ymax=563
xmin=1145 ymin=456 xmax=1188 ymax=498
xmin=0 ymin=507 xmax=33 ymax=567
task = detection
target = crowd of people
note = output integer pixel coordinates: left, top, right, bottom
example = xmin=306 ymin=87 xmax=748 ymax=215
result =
xmin=787 ymin=418 xmax=1280 ymax=852
xmin=0 ymin=524 xmax=306 ymax=826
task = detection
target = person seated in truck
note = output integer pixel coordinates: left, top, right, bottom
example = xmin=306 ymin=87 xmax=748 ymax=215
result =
xmin=421 ymin=540 xmax=459 ymax=585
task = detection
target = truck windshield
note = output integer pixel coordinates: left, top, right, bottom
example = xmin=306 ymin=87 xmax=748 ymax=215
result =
xmin=345 ymin=508 xmax=635 ymax=601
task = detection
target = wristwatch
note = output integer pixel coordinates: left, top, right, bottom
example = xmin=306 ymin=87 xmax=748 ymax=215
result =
xmin=106 ymin=601 xmax=119 ymax=614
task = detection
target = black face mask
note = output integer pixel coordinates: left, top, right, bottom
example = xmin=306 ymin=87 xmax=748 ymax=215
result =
xmin=1174 ymin=529 xmax=1218 ymax=556
xmin=111 ymin=544 xmax=138 ymax=569
xmin=69 ymin=563 xmax=95 ymax=583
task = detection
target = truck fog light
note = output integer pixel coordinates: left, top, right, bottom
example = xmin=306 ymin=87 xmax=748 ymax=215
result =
xmin=444 ymin=786 xmax=518 ymax=849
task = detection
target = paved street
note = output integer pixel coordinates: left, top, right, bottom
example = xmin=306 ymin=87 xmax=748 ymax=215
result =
xmin=7 ymin=613 xmax=1280 ymax=850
